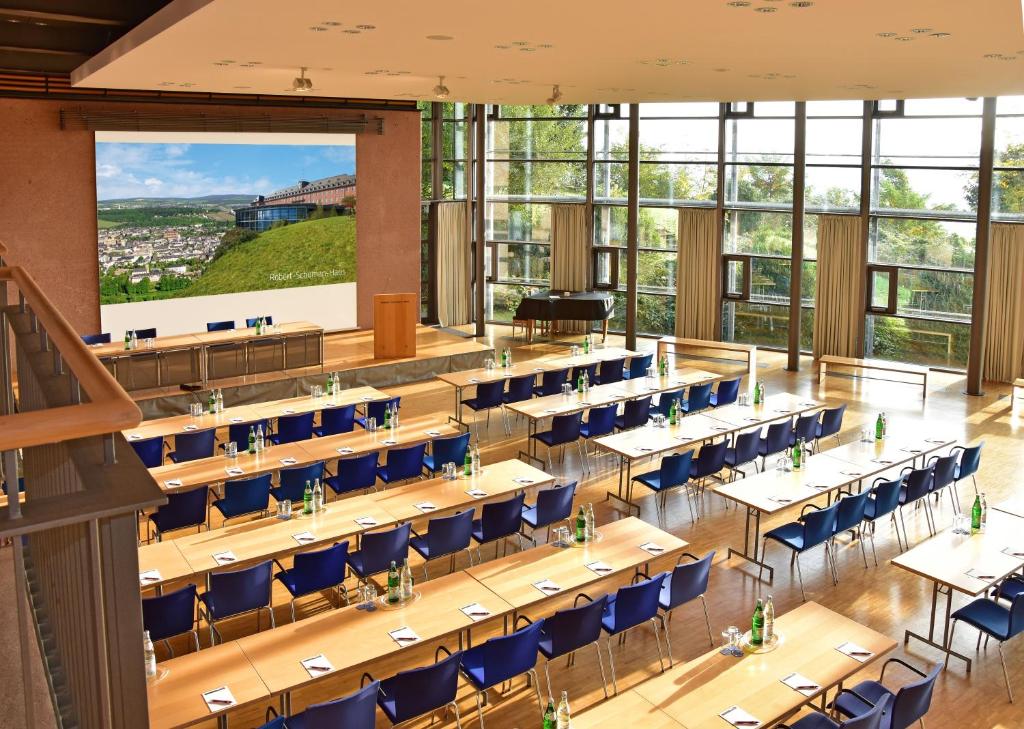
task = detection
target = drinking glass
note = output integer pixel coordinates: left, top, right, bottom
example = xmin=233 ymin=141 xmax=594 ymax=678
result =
xmin=276 ymin=500 xmax=292 ymax=519
xmin=738 ymin=392 xmax=749 ymax=406
xmin=366 ymin=417 xmax=377 ymax=432
xmin=224 ymin=442 xmax=238 ymax=459
xmin=728 ymin=626 xmax=743 ymax=656
xmin=190 ymin=402 xmax=203 ymax=417
xmin=485 ymin=358 xmax=495 ymax=371
xmin=562 ymin=383 xmax=572 ymax=398
xmin=312 ymin=385 xmax=323 ymax=398
xmin=361 ymin=584 xmax=378 ymax=610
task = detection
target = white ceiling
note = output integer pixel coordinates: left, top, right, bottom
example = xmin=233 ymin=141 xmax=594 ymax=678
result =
xmin=72 ymin=0 xmax=1024 ymax=104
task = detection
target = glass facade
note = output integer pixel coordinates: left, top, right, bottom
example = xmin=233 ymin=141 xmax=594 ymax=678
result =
xmin=234 ymin=203 xmax=319 ymax=232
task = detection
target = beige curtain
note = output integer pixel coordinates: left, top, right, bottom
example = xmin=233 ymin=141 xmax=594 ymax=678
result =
xmin=674 ymin=208 xmax=718 ymax=339
xmin=550 ymin=204 xmax=590 ymax=332
xmin=812 ymin=214 xmax=864 ymax=359
xmin=436 ymin=201 xmax=472 ymax=327
xmin=983 ymin=223 xmax=1024 ymax=383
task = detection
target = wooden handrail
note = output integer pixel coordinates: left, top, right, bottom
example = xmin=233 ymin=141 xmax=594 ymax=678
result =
xmin=0 ymin=265 xmax=141 ymax=451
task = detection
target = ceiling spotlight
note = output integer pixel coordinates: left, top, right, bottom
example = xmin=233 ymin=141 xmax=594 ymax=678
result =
xmin=546 ymin=84 xmax=563 ymax=104
xmin=292 ymin=67 xmax=313 ymax=92
xmin=433 ymin=75 xmax=450 ymax=99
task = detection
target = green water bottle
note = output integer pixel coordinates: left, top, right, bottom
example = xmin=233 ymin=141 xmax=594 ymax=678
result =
xmin=971 ymin=494 xmax=982 ymax=534
xmin=123 ymin=331 xmax=132 ymax=350
xmin=383 ymin=405 xmax=391 ymax=430
xmin=387 ymin=560 xmax=400 ymax=604
xmin=583 ymin=336 xmax=590 ymax=355
xmin=575 ymin=506 xmax=586 ymax=542
xmin=302 ymin=480 xmax=313 ymax=515
xmin=875 ymin=413 xmax=884 ymax=442
xmin=792 ymin=440 xmax=801 ymax=470
xmin=668 ymin=397 xmax=677 ymax=426
xmin=543 ymin=697 xmax=556 ymax=729
xmin=247 ymin=426 xmax=256 ymax=454
xmin=464 ymin=448 xmax=473 ymax=477
xmin=208 ymin=391 xmax=216 ymax=414
xmin=577 ymin=372 xmax=584 ymax=394
xmin=751 ymin=598 xmax=764 ymax=646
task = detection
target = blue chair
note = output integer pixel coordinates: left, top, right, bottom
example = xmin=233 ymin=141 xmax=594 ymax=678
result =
xmin=599 ymin=572 xmax=670 ymax=694
xmin=273 ymin=541 xmax=349 ymax=621
xmin=790 ymin=412 xmax=821 ymax=447
xmin=368 ymin=650 xmax=463 ymax=726
xmin=168 ymin=429 xmax=216 ymax=463
xmin=462 ymin=380 xmax=508 ymax=436
xmin=862 ymin=477 xmax=905 ymax=561
xmin=378 ymin=442 xmax=428 ymax=485
xmin=530 ymin=411 xmax=584 ymax=472
xmin=313 ymin=404 xmax=356 ymax=437
xmin=142 ymin=583 xmax=199 ymax=657
xmin=623 ymin=352 xmax=654 ymax=380
xmin=131 ymin=436 xmax=164 ymax=468
xmin=147 ymin=485 xmax=209 ymax=541
xmin=947 ymin=593 xmax=1024 ymax=701
xmin=926 ymin=452 xmax=960 ymax=514
xmin=951 ymin=441 xmax=983 ymax=501
xmin=580 ymin=403 xmax=617 ymax=473
xmin=264 ymin=680 xmax=379 ymax=729
xmin=758 ymin=421 xmax=792 ymax=468
xmin=461 ymin=620 xmax=546 ymax=724
xmin=348 ymin=523 xmax=411 ymax=582
xmin=255 ymin=715 xmax=286 ymax=729
xmin=688 ymin=440 xmax=728 ymax=510
xmin=571 ymin=363 xmax=598 ymax=388
xmin=271 ymin=462 xmax=324 ymax=504
xmin=896 ymin=464 xmax=936 ymax=545
xmin=355 ymin=397 xmax=401 ymax=429
xmin=680 ymin=382 xmax=712 ymax=414
xmin=134 ymin=327 xmax=157 ymax=339
xmin=212 ymin=474 xmax=272 ymax=523
xmin=710 ymin=378 xmax=740 ymax=407
xmin=246 ymin=316 xmax=274 ymax=327
xmin=760 ymin=500 xmax=840 ymax=602
xmin=198 ymin=561 xmax=274 ymax=644
xmin=994 ymin=575 xmax=1024 ymax=604
xmin=220 ymin=419 xmax=269 ymax=453
xmin=814 ymin=404 xmax=847 ymax=451
xmin=423 ymin=432 xmax=471 ymax=476
xmin=780 ymin=697 xmax=890 ymax=729
xmin=411 ymin=510 xmax=474 ymax=579
xmin=325 ymin=452 xmax=379 ymax=497
xmin=270 ymin=412 xmax=315 ymax=445
xmin=652 ymin=389 xmax=684 ymax=419
xmin=828 ymin=490 xmax=871 ymax=572
xmin=206 ymin=320 xmax=234 ymax=331
xmin=724 ymin=430 xmax=760 ymax=480
xmin=595 ymin=358 xmax=626 ymax=385
xmin=503 ymin=373 xmax=536 ymax=408
xmin=534 ymin=368 xmax=569 ymax=397
xmin=658 ymin=552 xmax=716 ymax=660
xmin=527 ymin=595 xmax=608 ymax=699
xmin=521 ymin=482 xmax=577 ymax=543
xmin=615 ymin=396 xmax=652 ymax=431
xmin=81 ymin=332 xmax=111 ymax=345
xmin=631 ymin=451 xmax=696 ymax=522
xmin=472 ymin=492 xmax=527 ymax=559
xmin=833 ymin=660 xmax=941 ymax=729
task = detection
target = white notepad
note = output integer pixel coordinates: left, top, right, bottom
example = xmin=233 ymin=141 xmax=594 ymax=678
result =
xmin=292 ymin=531 xmax=316 ymax=545
xmin=781 ymin=672 xmax=820 ymax=696
xmin=836 ymin=641 xmax=874 ymax=662
xmin=139 ymin=569 xmax=162 ymax=585
xmin=225 ymin=466 xmax=245 ymax=477
xmin=202 ymin=686 xmax=237 ymax=713
xmin=513 ymin=477 xmax=535 ymax=485
xmin=720 ymin=705 xmax=761 ymax=727
xmin=212 ymin=551 xmax=238 ymax=566
xmin=279 ymin=457 xmax=297 ymax=466
xmin=337 ymin=447 xmax=355 ymax=454
xmin=415 ymin=501 xmax=438 ymax=513
xmin=354 ymin=516 xmax=378 ymax=527
xmin=389 ymin=626 xmax=421 ymax=646
xmin=164 ymin=479 xmax=183 ymax=488
xmin=639 ymin=542 xmax=665 ymax=555
xmin=533 ymin=579 xmax=562 ymax=595
xmin=460 ymin=603 xmax=492 ymax=622
xmin=300 ymin=654 xmax=334 ymax=677
xmin=182 ymin=424 xmax=199 ymax=431
xmin=586 ymin=561 xmax=614 ymax=575
xmin=467 ymin=488 xmax=488 ymax=498
xmin=127 ymin=433 xmax=142 ymax=441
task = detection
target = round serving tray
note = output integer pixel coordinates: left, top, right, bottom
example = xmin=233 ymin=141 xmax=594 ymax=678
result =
xmin=376 ymin=590 xmax=422 ymax=611
xmin=741 ymin=630 xmax=783 ymax=654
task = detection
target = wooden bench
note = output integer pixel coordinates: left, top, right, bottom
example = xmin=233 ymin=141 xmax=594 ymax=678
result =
xmin=657 ymin=336 xmax=757 ymax=382
xmin=1014 ymin=378 xmax=1024 ymax=401
xmin=817 ymin=355 xmax=928 ymax=399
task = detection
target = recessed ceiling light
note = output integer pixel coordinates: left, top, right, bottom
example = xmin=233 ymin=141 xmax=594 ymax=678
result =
xmin=519 ymin=47 xmax=535 ymax=52
xmin=983 ymin=53 xmax=1004 ymax=58
xmin=234 ymin=85 xmax=252 ymax=89
xmin=427 ymin=34 xmax=454 ymax=41
xmin=495 ymin=44 xmax=510 ymax=49
xmin=356 ymin=24 xmax=375 ymax=30
xmin=876 ymin=32 xmax=896 ymax=37
xmin=726 ymin=1 xmax=751 ymax=6
xmin=894 ymin=36 xmax=914 ymax=41
xmin=538 ymin=43 xmax=554 ymax=48
xmin=713 ymin=68 xmax=731 ymax=72
xmin=309 ymin=26 xmax=327 ymax=32
xmin=34 ymin=20 xmax=47 ymax=26
xmin=754 ymin=6 xmax=778 ymax=13
xmin=930 ymin=32 xmax=950 ymax=38
xmin=323 ymin=21 xmax=341 ymax=26
xmin=789 ymin=1 xmax=813 ymax=7
xmin=343 ymin=29 xmax=360 ymax=34
xmin=910 ymin=27 xmax=932 ymax=34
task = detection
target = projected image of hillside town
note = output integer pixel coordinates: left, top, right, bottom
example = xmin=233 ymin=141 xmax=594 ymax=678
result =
xmin=96 ymin=134 xmax=357 ymax=305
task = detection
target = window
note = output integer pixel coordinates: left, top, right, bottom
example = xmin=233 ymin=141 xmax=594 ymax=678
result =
xmin=994 ymin=96 xmax=1024 ymax=221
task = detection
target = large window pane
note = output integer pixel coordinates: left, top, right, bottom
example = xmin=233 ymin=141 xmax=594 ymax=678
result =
xmin=894 ymin=269 xmax=972 ymax=321
xmin=638 ymin=118 xmax=719 ymax=162
xmin=870 ymin=218 xmax=975 ymax=268
xmin=870 ymin=167 xmax=976 ymax=215
xmin=722 ymin=300 xmax=789 ymax=348
xmin=488 ymin=119 xmax=588 ymax=160
xmin=638 ymin=293 xmax=676 ymax=336
xmin=594 ymin=119 xmax=629 ymax=160
xmin=724 ymin=211 xmax=793 ymax=255
xmin=486 ymin=283 xmax=541 ymax=322
xmin=594 ymin=205 xmax=627 ymax=246
xmin=864 ymin=315 xmax=970 ymax=369
xmin=487 ymin=203 xmax=552 ymax=242
xmin=875 ymin=117 xmax=982 ymax=167
xmin=805 ymin=167 xmax=861 ymax=211
xmin=488 ymin=161 xmax=586 ymax=198
xmin=806 ymin=118 xmax=862 ymax=165
xmin=638 ymin=251 xmax=676 ymax=292
xmin=750 ymin=258 xmax=791 ymax=304
xmin=594 ymin=162 xmax=627 ymax=202
xmin=494 ymin=243 xmax=550 ymax=284
xmin=639 ymin=162 xmax=717 ymax=203
xmin=637 ymin=208 xmax=680 ymax=249
xmin=725 ymin=118 xmax=795 ymax=163
xmin=993 ymin=169 xmax=1024 ymax=218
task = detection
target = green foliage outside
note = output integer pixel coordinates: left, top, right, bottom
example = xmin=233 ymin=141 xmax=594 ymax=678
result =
xmin=94 ymin=206 xmax=216 ymax=228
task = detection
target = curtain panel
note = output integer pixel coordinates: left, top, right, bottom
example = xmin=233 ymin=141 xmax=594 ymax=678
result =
xmin=550 ymin=204 xmax=591 ymax=333
xmin=674 ymin=207 xmax=719 ymax=340
xmin=983 ymin=223 xmax=1024 ymax=383
xmin=812 ymin=214 xmax=864 ymax=360
xmin=435 ymin=201 xmax=473 ymax=327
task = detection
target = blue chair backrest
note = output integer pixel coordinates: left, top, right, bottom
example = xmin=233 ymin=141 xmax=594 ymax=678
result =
xmin=762 ymin=421 xmax=792 ymax=455
xmin=664 ymin=551 xmax=715 ymax=609
xmin=834 ymin=490 xmax=870 ymax=533
xmin=205 ymin=561 xmax=272 ymax=619
xmin=956 ymin=442 xmax=983 ymax=480
xmin=608 ymin=572 xmax=668 ymax=633
xmin=654 ymin=389 xmax=684 ymax=417
xmin=548 ymin=412 xmax=583 ymax=445
xmin=869 ymin=477 xmax=903 ymax=519
xmin=378 ymin=650 xmax=462 ymax=722
xmin=505 ymin=374 xmax=535 ymax=403
xmin=543 ymin=596 xmax=607 ymax=657
xmin=536 ymin=482 xmax=577 ymax=524
xmin=289 ymin=541 xmax=349 ymax=594
xmin=714 ymin=378 xmax=741 ymax=406
xmin=142 ymin=583 xmax=197 ymax=642
xmin=256 ymin=718 xmax=286 ymax=729
xmin=385 ymin=442 xmax=428 ymax=481
xmin=793 ymin=412 xmax=820 ymax=442
xmin=431 ymin=432 xmax=471 ymax=468
xmin=599 ymin=358 xmax=625 ymax=384
xmin=929 ymin=454 xmax=957 ymax=491
xmin=627 ymin=353 xmax=654 ymax=378
xmin=319 ymin=404 xmax=356 ymax=436
xmin=818 ymin=404 xmax=846 ymax=438
xmin=470 ymin=619 xmax=545 ymax=687
xmin=134 ymin=327 xmax=157 ymax=339
xmin=473 ymin=380 xmax=505 ymax=408
xmin=479 ymin=492 xmax=526 ymax=541
xmin=222 ymin=474 xmax=271 ymax=514
xmin=842 ymin=695 xmax=891 ymax=729
xmin=890 ymin=662 xmax=942 ymax=729
xmin=336 ymin=452 xmax=379 ymax=492
xmin=275 ymin=412 xmax=315 ymax=444
xmin=1008 ymin=593 xmax=1024 ymax=638
xmin=584 ymin=403 xmax=618 ymax=439
xmin=156 ymin=485 xmax=210 ymax=531
xmin=426 ymin=510 xmax=474 ymax=555
xmin=226 ymin=420 xmax=269 ymax=451
xmin=685 ymin=383 xmax=712 ymax=412
xmin=131 ymin=436 xmax=164 ymax=468
xmin=731 ymin=430 xmax=761 ymax=464
xmin=620 ymin=396 xmax=652 ymax=428
xmin=173 ymin=429 xmax=216 ymax=462
xmin=206 ymin=320 xmax=234 ymax=332
xmin=358 ymin=522 xmax=412 ymax=574
xmin=365 ymin=397 xmax=401 ymax=422
xmin=81 ymin=333 xmax=111 ymax=345
xmin=691 ymin=441 xmax=727 ymax=479
xmin=246 ymin=316 xmax=273 ymax=327
xmin=801 ymin=501 xmax=840 ymax=549
xmin=571 ymin=363 xmax=598 ymax=384
xmin=278 ymin=462 xmax=325 ymax=502
xmin=661 ymin=451 xmax=695 ymax=489
xmin=303 ymin=680 xmax=378 ymax=729
xmin=903 ymin=465 xmax=935 ymax=502
xmin=537 ymin=368 xmax=569 ymax=395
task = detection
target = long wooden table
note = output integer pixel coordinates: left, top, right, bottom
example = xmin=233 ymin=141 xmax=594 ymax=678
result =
xmin=817 ymin=355 xmax=928 ymax=400
xmin=656 ymin=336 xmax=756 ymax=383
xmin=582 ymin=601 xmax=896 ymax=729
xmin=891 ymin=508 xmax=1024 ymax=671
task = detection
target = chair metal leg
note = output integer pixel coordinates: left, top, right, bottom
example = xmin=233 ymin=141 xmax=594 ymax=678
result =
xmin=795 ymin=553 xmax=806 ymax=602
xmin=475 ymin=690 xmax=487 ymax=729
xmin=700 ymin=594 xmax=714 ymax=647
xmin=530 ymin=669 xmax=545 ymax=716
xmin=857 ymin=529 xmax=868 ymax=569
xmin=605 ymin=638 xmax=618 ymax=695
xmin=758 ymin=539 xmax=769 ymax=582
xmin=944 ymin=620 xmax=958 ymax=669
xmin=652 ymin=618 xmax=667 ymax=672
xmin=594 ymin=641 xmax=609 ymax=699
xmin=998 ymin=643 xmax=1014 ymax=703
xmin=543 ymin=662 xmax=553 ymax=702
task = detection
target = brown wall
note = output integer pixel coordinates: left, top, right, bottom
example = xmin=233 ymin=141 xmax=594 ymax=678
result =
xmin=0 ymin=97 xmax=420 ymax=331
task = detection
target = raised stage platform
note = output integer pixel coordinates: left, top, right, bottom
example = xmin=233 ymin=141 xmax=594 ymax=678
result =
xmin=134 ymin=325 xmax=492 ymax=419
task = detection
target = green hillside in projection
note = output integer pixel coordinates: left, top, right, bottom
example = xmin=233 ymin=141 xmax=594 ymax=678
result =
xmin=178 ymin=215 xmax=356 ymax=297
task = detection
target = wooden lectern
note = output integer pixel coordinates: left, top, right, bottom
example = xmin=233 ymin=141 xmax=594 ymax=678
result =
xmin=373 ymin=293 xmax=417 ymax=359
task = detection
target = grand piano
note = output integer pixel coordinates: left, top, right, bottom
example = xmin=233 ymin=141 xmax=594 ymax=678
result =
xmin=513 ymin=290 xmax=615 ymax=342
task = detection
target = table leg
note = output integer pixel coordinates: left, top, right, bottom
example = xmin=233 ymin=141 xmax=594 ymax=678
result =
xmin=605 ymin=457 xmax=640 ymax=516
xmin=726 ymin=506 xmax=774 ymax=580
xmin=601 ymin=319 xmax=608 ymax=343
xmin=903 ymin=580 xmax=972 ymax=671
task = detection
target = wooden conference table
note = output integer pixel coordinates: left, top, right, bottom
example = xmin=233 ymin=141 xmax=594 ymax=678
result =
xmin=91 ymin=320 xmax=324 ymax=390
xmin=574 ymin=601 xmax=896 ymax=729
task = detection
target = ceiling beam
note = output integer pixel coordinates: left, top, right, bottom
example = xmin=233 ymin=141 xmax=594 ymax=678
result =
xmin=0 ymin=44 xmax=87 ymax=56
xmin=0 ymin=8 xmax=126 ymax=26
